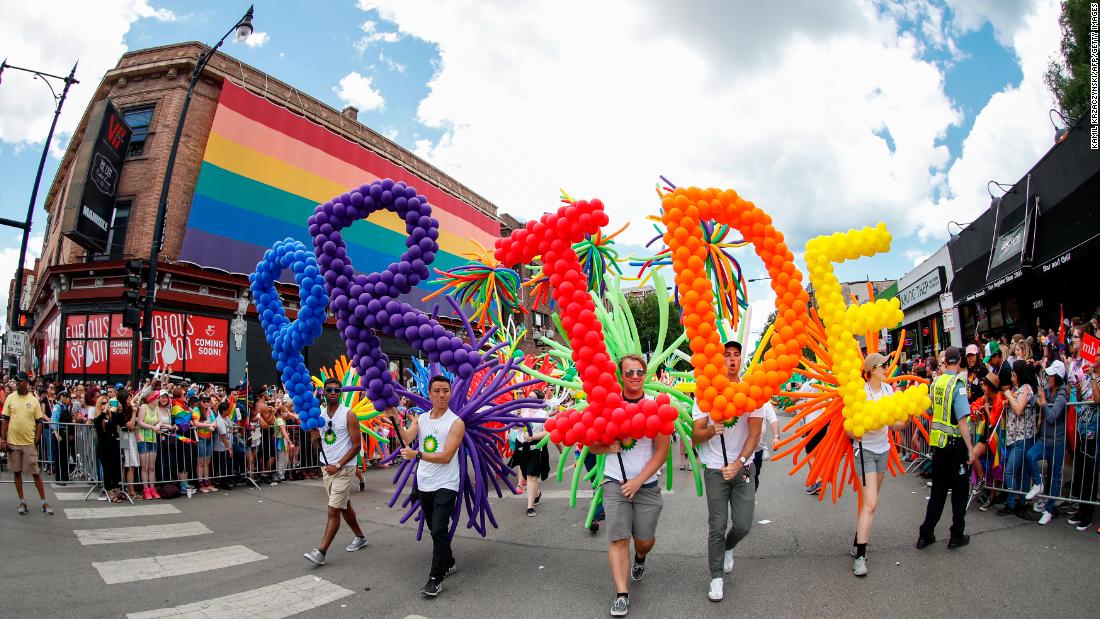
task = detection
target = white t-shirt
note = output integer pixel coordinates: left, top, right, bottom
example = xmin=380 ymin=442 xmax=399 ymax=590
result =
xmin=604 ymin=396 xmax=660 ymax=484
xmin=799 ymin=381 xmax=825 ymax=425
xmin=416 ymin=409 xmax=462 ymax=492
xmin=755 ymin=403 xmax=779 ymax=452
xmin=692 ymin=401 xmax=767 ymax=469
xmin=856 ymin=382 xmax=895 ymax=455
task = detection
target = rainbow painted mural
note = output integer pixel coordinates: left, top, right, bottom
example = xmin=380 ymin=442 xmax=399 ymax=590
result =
xmin=179 ymin=80 xmax=499 ymax=304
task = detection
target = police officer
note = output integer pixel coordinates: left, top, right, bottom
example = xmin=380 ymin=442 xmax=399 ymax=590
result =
xmin=917 ymin=346 xmax=976 ymax=549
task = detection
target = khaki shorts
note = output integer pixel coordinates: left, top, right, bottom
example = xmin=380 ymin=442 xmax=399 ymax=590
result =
xmin=602 ymin=479 xmax=663 ymax=542
xmin=323 ymin=466 xmax=356 ymax=509
xmin=8 ymin=444 xmax=40 ymax=474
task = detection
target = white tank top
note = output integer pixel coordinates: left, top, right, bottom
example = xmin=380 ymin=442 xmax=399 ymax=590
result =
xmin=416 ymin=409 xmax=461 ymax=492
xmin=320 ymin=405 xmax=355 ymax=468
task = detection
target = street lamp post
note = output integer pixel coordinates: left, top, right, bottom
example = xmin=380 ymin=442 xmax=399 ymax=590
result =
xmin=0 ymin=60 xmax=79 ymax=333
xmin=140 ymin=6 xmax=254 ymax=379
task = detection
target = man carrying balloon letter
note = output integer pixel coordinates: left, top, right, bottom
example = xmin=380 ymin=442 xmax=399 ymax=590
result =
xmin=589 ymin=354 xmax=670 ymax=617
xmin=304 ymin=377 xmax=369 ymax=566
xmin=390 ymin=375 xmax=465 ymax=598
xmin=691 ymin=341 xmax=764 ymax=602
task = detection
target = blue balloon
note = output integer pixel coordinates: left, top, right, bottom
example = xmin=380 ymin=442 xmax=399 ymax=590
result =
xmin=251 ymin=238 xmax=330 ymax=428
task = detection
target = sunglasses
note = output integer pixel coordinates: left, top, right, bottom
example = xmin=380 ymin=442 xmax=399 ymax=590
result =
xmin=324 ymin=387 xmax=341 ymax=394
xmin=622 ymin=369 xmax=645 ymax=378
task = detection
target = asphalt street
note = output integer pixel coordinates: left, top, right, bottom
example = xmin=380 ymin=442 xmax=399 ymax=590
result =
xmin=2 ymin=430 xmax=1098 ymax=618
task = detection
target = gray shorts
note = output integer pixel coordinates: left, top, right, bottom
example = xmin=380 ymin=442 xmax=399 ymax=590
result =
xmin=602 ymin=479 xmax=663 ymax=542
xmin=856 ymin=448 xmax=889 ymax=477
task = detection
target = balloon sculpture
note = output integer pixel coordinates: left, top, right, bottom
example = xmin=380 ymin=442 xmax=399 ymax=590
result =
xmin=660 ymin=186 xmax=810 ymax=422
xmin=310 ymin=178 xmax=538 ymax=539
xmin=249 ymin=238 xmax=330 ymax=430
xmin=495 ymin=198 xmax=679 ymax=449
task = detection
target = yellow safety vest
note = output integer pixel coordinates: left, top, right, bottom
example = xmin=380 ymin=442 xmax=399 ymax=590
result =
xmin=929 ymin=373 xmax=963 ymax=448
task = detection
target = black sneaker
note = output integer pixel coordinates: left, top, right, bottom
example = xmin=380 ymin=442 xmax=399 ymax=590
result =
xmin=947 ymin=535 xmax=970 ymax=549
xmin=915 ymin=535 xmax=935 ymax=549
xmin=978 ymin=495 xmax=994 ymax=511
xmin=630 ymin=558 xmax=646 ymax=581
xmin=359 ymin=479 xmax=365 ymax=492
xmin=534 ymin=492 xmax=542 ymax=506
xmin=445 ymin=562 xmax=458 ymax=579
xmin=589 ymin=520 xmax=600 ymax=534
xmin=420 ymin=579 xmax=442 ymax=597
xmin=527 ymin=507 xmax=536 ymax=517
xmin=609 ymin=595 xmax=629 ymax=616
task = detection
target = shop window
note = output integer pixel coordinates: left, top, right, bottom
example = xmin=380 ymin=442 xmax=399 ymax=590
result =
xmin=990 ymin=302 xmax=1004 ymax=329
xmin=1003 ymin=298 xmax=1018 ymax=327
xmin=123 ymin=104 xmax=155 ymax=158
xmin=89 ymin=201 xmax=132 ymax=262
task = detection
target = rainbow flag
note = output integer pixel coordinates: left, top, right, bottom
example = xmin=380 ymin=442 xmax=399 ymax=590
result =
xmin=179 ymin=80 xmax=499 ymax=305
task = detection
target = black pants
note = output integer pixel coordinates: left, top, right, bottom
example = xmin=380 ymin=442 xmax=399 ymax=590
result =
xmin=919 ymin=441 xmax=969 ymax=539
xmin=53 ymin=436 xmax=72 ymax=483
xmin=1071 ymin=435 xmax=1099 ymax=523
xmin=96 ymin=441 xmax=121 ymax=492
xmin=420 ymin=488 xmax=458 ymax=583
xmin=753 ymin=449 xmax=764 ymax=490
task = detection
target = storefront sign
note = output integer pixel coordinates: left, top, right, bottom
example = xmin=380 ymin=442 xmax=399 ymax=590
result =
xmin=60 ymin=100 xmax=132 ymax=253
xmin=150 ymin=311 xmax=228 ymax=374
xmin=1040 ymin=251 xmax=1072 ymax=273
xmin=62 ymin=311 xmax=228 ymax=377
xmin=899 ymin=267 xmax=946 ymax=310
xmin=1082 ymin=333 xmax=1099 ymax=365
xmin=939 ymin=292 xmax=956 ymax=332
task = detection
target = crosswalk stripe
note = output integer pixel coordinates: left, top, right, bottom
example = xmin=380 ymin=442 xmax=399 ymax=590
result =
xmin=94 ymin=545 xmax=267 ymax=584
xmin=65 ymin=504 xmax=180 ymax=519
xmin=126 ymin=575 xmax=355 ymax=618
xmin=54 ymin=492 xmax=94 ymax=501
xmin=74 ymin=522 xmax=212 ymax=545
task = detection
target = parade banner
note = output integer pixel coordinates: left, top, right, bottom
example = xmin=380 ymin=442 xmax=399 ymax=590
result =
xmin=179 ymin=80 xmax=499 ymax=308
xmin=61 ymin=312 xmax=228 ymax=376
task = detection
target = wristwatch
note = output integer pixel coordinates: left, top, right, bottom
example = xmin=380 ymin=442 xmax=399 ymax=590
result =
xmin=737 ymin=455 xmax=749 ymax=466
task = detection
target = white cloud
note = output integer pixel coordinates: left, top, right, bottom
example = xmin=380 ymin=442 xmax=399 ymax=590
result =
xmin=354 ymin=19 xmax=401 ymax=53
xmin=242 ymin=31 xmax=269 ymax=48
xmin=944 ymin=0 xmax=1041 ymax=46
xmin=379 ymin=52 xmax=406 ymax=73
xmin=913 ymin=0 xmax=1060 ymax=240
xmin=333 ymin=71 xmax=386 ymax=112
xmin=0 ymin=233 xmax=43 ymax=316
xmin=381 ymin=127 xmax=399 ymax=141
xmin=131 ymin=0 xmax=177 ymax=22
xmin=357 ymin=0 xmax=1065 ymax=336
xmin=363 ymin=0 xmax=960 ymax=252
xmin=0 ymin=1 xmax=175 ymax=156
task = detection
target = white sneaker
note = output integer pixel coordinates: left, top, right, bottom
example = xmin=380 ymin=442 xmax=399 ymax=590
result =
xmin=708 ymin=577 xmax=724 ymax=602
xmin=852 ymin=556 xmax=868 ymax=577
xmin=1024 ymin=483 xmax=1042 ymax=501
xmin=1038 ymin=511 xmax=1053 ymax=525
xmin=723 ymin=550 xmax=734 ymax=574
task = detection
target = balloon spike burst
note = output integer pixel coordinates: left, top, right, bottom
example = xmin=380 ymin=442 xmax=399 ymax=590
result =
xmin=382 ymin=298 xmax=544 ymax=541
xmin=423 ymin=240 xmax=526 ymax=329
xmin=631 ymin=193 xmax=751 ymax=329
xmin=772 ymin=310 xmax=930 ymax=507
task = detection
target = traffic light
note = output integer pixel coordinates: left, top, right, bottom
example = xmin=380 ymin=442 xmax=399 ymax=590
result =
xmin=122 ymin=259 xmax=144 ymax=329
xmin=14 ymin=310 xmax=33 ymax=331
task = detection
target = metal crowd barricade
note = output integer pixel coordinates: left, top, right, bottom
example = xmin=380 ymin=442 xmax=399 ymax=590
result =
xmin=975 ymin=391 xmax=1099 ymax=512
xmin=895 ymin=415 xmax=931 ymax=474
xmin=1 ymin=415 xmax=390 ymax=498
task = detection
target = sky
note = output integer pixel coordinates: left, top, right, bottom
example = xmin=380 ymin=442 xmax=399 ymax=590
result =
xmin=0 ymin=0 xmax=1066 ymax=342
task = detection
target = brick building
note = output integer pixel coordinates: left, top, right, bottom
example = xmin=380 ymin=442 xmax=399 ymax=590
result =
xmin=14 ymin=42 xmax=519 ymax=387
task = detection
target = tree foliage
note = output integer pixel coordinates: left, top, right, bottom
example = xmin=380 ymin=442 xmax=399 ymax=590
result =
xmin=1045 ymin=0 xmax=1093 ymax=122
xmin=626 ymin=293 xmax=689 ymax=369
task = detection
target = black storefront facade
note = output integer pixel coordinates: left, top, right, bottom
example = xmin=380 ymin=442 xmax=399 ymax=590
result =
xmin=948 ymin=118 xmax=1100 ymax=342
